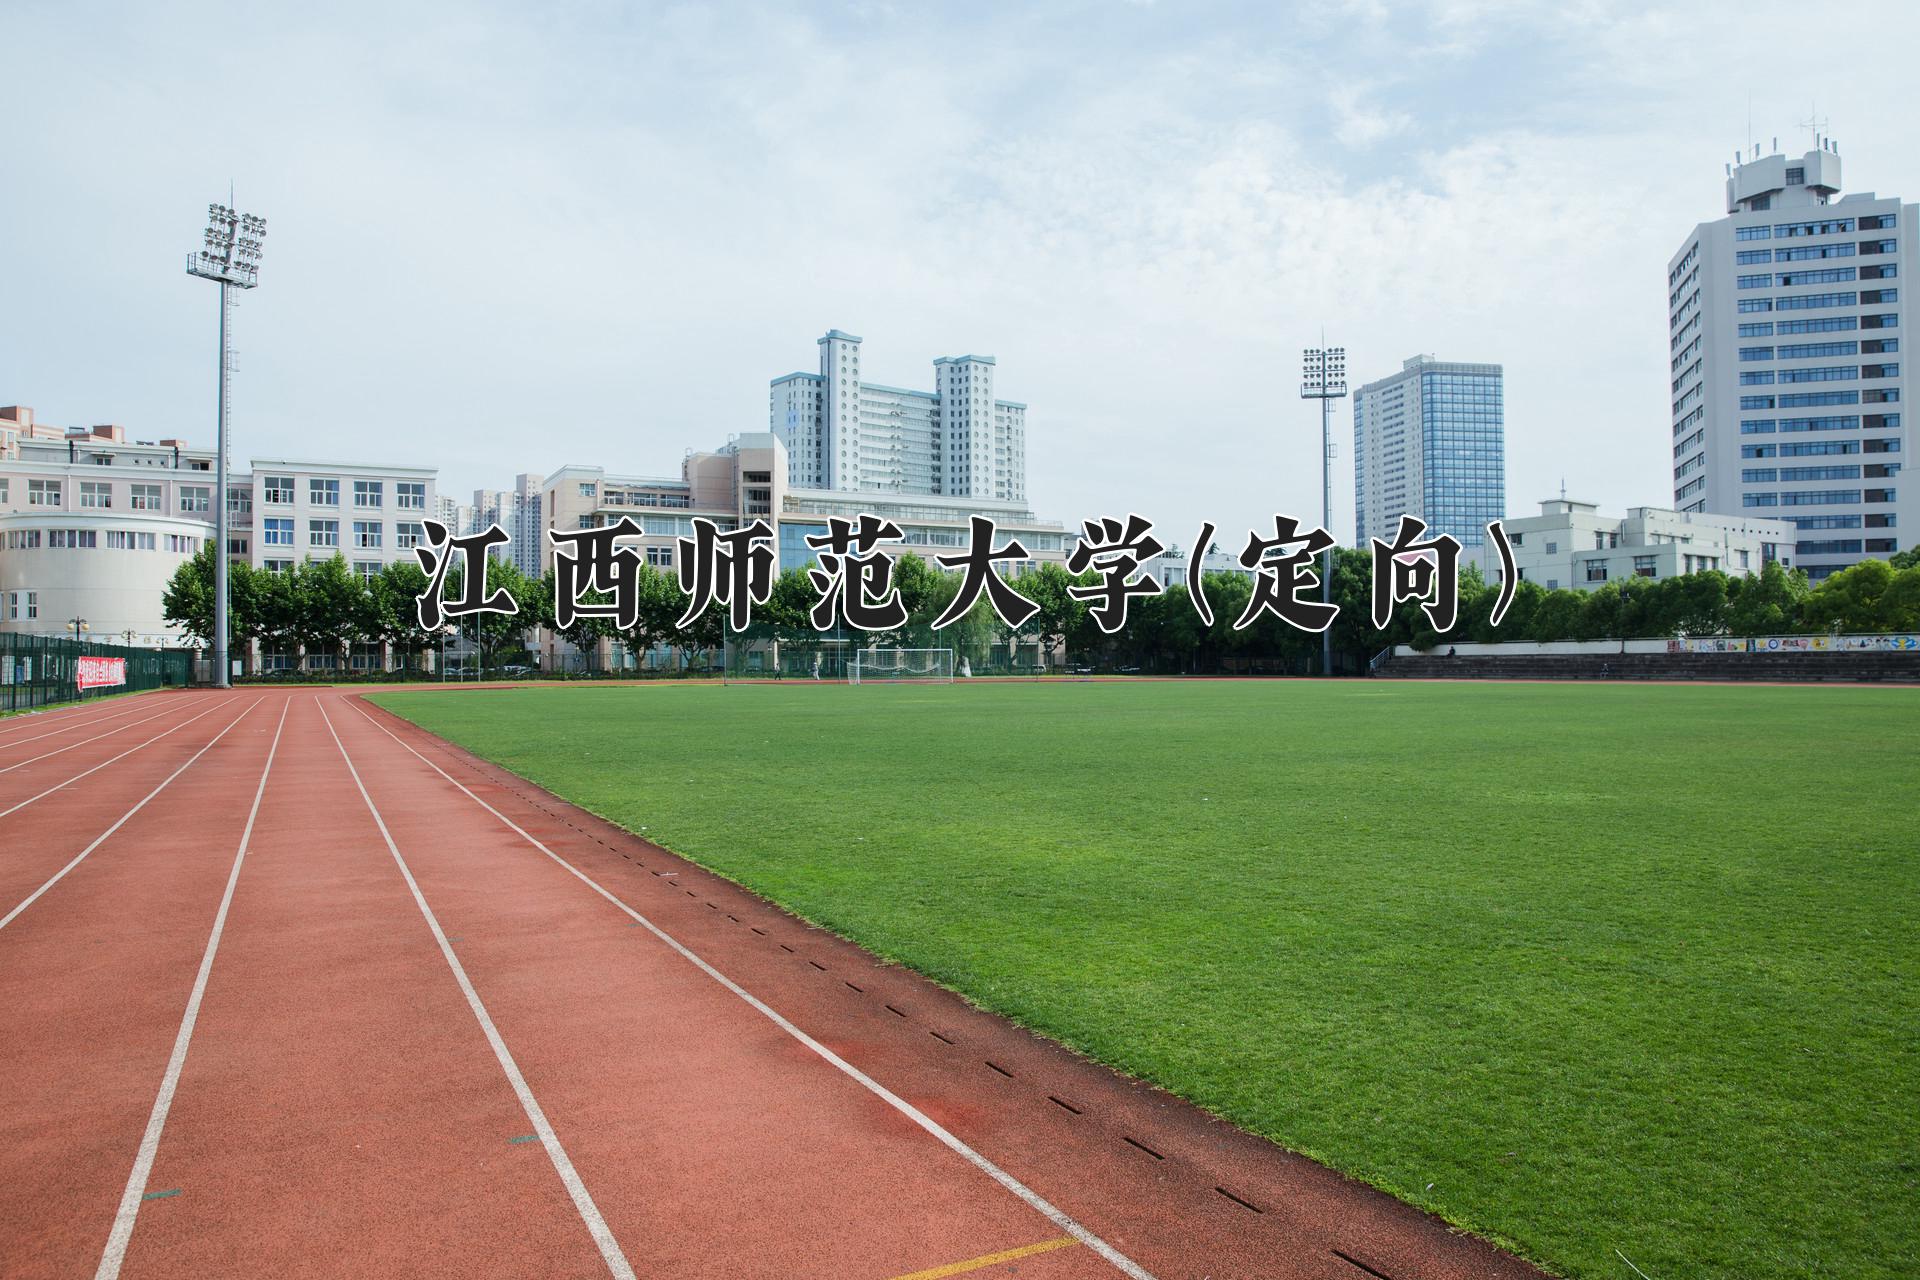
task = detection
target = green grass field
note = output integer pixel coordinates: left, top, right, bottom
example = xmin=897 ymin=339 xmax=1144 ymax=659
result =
xmin=371 ymin=679 xmax=1920 ymax=1280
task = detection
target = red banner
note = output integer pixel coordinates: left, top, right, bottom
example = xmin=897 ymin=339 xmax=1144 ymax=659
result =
xmin=76 ymin=656 xmax=127 ymax=690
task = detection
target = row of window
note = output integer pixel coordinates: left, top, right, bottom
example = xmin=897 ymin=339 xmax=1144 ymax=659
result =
xmin=1741 ymin=465 xmax=1869 ymax=482
xmin=259 ymin=478 xmax=427 ymax=509
xmin=6 ymin=527 xmax=199 ymax=552
xmin=1739 ymin=289 xmax=1899 ymax=313
xmin=1742 ymin=441 xmax=1871 ymax=458
xmin=1744 ymin=489 xmax=1896 ymax=507
xmin=1741 ymin=364 xmax=1901 ymax=386
xmin=1736 ymin=215 xmax=1897 ymax=242
xmin=259 ymin=518 xmax=426 ymax=550
xmin=1740 ymin=340 xmax=1899 ymax=361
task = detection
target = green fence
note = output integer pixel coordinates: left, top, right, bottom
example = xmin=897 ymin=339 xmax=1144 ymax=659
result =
xmin=0 ymin=634 xmax=196 ymax=713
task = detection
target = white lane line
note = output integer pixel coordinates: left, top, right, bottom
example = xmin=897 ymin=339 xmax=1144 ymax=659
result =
xmin=0 ymin=695 xmax=179 ymax=752
xmin=351 ymin=700 xmax=1159 ymax=1280
xmin=0 ymin=700 xmax=265 ymax=933
xmin=0 ymin=697 xmax=236 ymax=821
xmin=93 ymin=699 xmax=290 ymax=1280
xmin=318 ymin=699 xmax=637 ymax=1280
xmin=0 ymin=696 xmax=215 ymax=775
xmin=0 ymin=692 xmax=163 ymax=743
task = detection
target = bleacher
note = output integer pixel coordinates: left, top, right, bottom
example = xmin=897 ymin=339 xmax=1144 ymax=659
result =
xmin=1371 ymin=649 xmax=1920 ymax=683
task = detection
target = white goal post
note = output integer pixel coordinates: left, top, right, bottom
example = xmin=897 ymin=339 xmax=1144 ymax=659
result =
xmin=848 ymin=647 xmax=955 ymax=684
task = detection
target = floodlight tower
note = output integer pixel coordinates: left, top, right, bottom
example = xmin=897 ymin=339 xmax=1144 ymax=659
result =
xmin=186 ymin=202 xmax=266 ymax=688
xmin=1299 ymin=345 xmax=1347 ymax=678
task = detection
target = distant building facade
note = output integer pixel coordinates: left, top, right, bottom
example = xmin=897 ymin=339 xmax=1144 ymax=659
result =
xmin=1667 ymin=140 xmax=1913 ymax=579
xmin=1353 ymin=355 xmax=1505 ymax=550
xmin=0 ymin=410 xmax=218 ymax=647
xmin=539 ymin=433 xmax=1068 ymax=671
xmin=769 ymin=330 xmax=1027 ymax=504
xmin=1480 ymin=498 xmax=1793 ymax=593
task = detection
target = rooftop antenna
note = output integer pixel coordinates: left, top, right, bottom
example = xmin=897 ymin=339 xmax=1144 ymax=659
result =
xmin=1799 ymin=104 xmax=1828 ymax=150
xmin=1559 ymin=477 xmax=1567 ymax=501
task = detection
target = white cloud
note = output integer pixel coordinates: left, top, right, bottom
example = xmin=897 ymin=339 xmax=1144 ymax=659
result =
xmin=2 ymin=0 xmax=1917 ymax=552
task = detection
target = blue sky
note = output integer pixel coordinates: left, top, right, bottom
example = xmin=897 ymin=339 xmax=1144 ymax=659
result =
xmin=4 ymin=0 xmax=1917 ymax=549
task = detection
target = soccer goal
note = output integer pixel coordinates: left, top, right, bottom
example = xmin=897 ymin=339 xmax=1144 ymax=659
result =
xmin=848 ymin=647 xmax=955 ymax=684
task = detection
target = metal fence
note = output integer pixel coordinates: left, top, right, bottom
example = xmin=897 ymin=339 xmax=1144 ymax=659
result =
xmin=0 ymin=633 xmax=196 ymax=713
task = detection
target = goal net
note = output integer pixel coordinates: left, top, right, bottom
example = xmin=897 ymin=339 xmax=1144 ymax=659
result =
xmin=849 ymin=647 xmax=955 ymax=684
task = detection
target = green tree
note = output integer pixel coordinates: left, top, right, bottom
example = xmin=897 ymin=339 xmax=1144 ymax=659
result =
xmin=291 ymin=555 xmax=370 ymax=668
xmin=162 ymin=544 xmax=269 ymax=671
xmin=1724 ymin=560 xmax=1810 ymax=636
xmin=1802 ymin=558 xmax=1897 ymax=633
xmin=368 ymin=561 xmax=434 ymax=673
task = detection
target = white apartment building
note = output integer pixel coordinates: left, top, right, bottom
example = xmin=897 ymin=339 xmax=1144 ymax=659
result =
xmin=769 ymin=330 xmax=1028 ymax=504
xmin=0 ymin=409 xmax=218 ymax=646
xmin=232 ymin=459 xmax=437 ymax=583
xmin=1352 ymin=356 xmax=1506 ymax=550
xmin=1668 ymin=139 xmax=1912 ymax=579
xmin=1480 ymin=498 xmax=1793 ymax=593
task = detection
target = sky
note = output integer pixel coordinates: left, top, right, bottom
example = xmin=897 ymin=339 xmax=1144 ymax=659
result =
xmin=4 ymin=0 xmax=1918 ymax=551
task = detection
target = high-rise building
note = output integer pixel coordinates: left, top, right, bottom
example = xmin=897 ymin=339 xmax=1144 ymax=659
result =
xmin=1667 ymin=139 xmax=1912 ymax=579
xmin=471 ymin=472 xmax=543 ymax=576
xmin=769 ymin=330 xmax=1027 ymax=503
xmin=1352 ymin=355 xmax=1505 ymax=549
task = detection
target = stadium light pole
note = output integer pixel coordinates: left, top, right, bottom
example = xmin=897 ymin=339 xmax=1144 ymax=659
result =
xmin=186 ymin=201 xmax=266 ymax=689
xmin=1300 ymin=344 xmax=1347 ymax=678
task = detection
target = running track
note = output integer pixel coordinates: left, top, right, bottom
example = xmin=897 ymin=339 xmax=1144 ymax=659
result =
xmin=0 ymin=688 xmax=1545 ymax=1280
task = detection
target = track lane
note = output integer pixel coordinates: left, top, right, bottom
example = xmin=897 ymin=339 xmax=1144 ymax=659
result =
xmin=328 ymin=692 xmax=1137 ymax=1280
xmin=0 ymin=694 xmax=280 ymax=1279
xmin=0 ymin=696 xmax=217 ymax=777
xmin=0 ymin=692 xmax=189 ymax=754
xmin=108 ymin=696 xmax=619 ymax=1280
xmin=0 ymin=693 xmax=237 ymax=818
xmin=0 ymin=698 xmax=265 ymax=927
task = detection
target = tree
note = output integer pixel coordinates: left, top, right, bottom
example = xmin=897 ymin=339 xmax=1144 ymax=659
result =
xmin=162 ymin=544 xmax=268 ymax=672
xmin=369 ymin=560 xmax=434 ymax=672
xmin=541 ymin=568 xmax=617 ymax=672
xmin=291 ymin=556 xmax=370 ymax=668
xmin=1724 ymin=560 xmax=1810 ymax=637
xmin=1802 ymin=558 xmax=1897 ymax=633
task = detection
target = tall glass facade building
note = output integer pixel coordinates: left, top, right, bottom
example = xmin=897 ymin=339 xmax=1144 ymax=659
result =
xmin=1352 ymin=355 xmax=1506 ymax=549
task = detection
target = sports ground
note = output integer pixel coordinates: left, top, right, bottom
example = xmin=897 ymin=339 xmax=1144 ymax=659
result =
xmin=0 ymin=680 xmax=1913 ymax=1279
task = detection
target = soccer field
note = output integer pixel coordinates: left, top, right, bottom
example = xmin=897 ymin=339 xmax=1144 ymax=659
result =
xmin=370 ymin=679 xmax=1920 ymax=1280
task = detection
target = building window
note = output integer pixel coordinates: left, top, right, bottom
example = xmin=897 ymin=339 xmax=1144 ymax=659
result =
xmin=353 ymin=520 xmax=382 ymax=549
xmin=1785 ymin=166 xmax=1804 ymax=185
xmin=579 ymin=482 xmax=597 ymax=497
xmin=310 ymin=519 xmax=339 ymax=548
xmin=80 ymin=481 xmax=112 ymax=508
xmin=397 ymin=482 xmax=426 ymax=510
xmin=179 ymin=486 xmax=211 ymax=513
xmin=263 ymin=518 xmax=294 ymax=547
xmin=311 ymin=478 xmax=340 ymax=506
xmin=646 ymin=545 xmax=672 ymax=568
xmin=127 ymin=483 xmax=161 ymax=511
xmin=354 ymin=480 xmax=383 ymax=508
xmin=264 ymin=476 xmax=294 ymax=504
xmin=395 ymin=522 xmax=425 ymax=549
xmin=262 ymin=559 xmax=293 ymax=574
xmin=28 ymin=479 xmax=61 ymax=506
xmin=354 ymin=561 xmax=382 ymax=583
xmin=1633 ymin=555 xmax=1657 ymax=578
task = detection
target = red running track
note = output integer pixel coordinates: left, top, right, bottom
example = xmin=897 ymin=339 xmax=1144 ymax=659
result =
xmin=0 ymin=686 xmax=1547 ymax=1280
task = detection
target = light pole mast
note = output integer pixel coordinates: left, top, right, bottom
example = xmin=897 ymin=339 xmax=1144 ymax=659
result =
xmin=186 ymin=202 xmax=266 ymax=689
xmin=1299 ymin=344 xmax=1347 ymax=678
